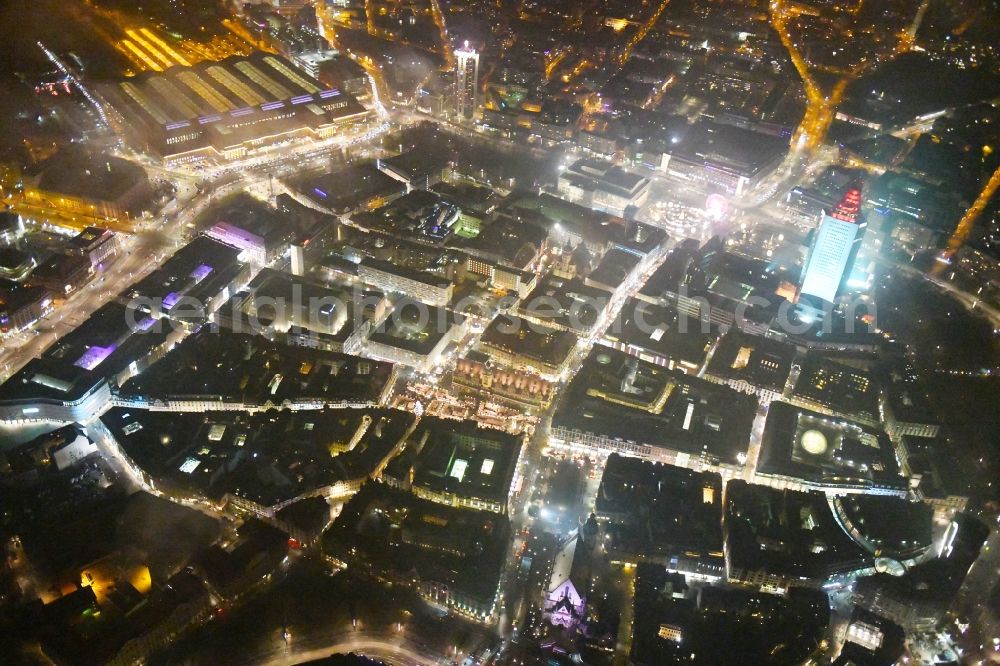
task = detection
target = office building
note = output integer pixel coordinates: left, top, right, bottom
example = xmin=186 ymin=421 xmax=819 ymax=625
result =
xmin=557 ymin=159 xmax=651 ymax=218
xmin=454 ymin=42 xmax=479 ymax=120
xmin=0 ymin=285 xmax=52 ymax=336
xmin=0 ymin=358 xmax=111 ymax=423
xmin=357 ymin=257 xmax=453 ymax=306
xmin=204 ymin=193 xmax=300 ymax=265
xmin=29 ymin=254 xmax=93 ymax=298
xmin=478 ymin=315 xmax=578 ymax=380
xmin=323 ymin=482 xmax=510 ymax=623
xmin=798 ymin=185 xmax=867 ymax=312
xmin=659 ymin=121 xmax=788 ymax=196
xmin=66 ymin=227 xmax=118 ymax=270
xmin=362 ymin=301 xmax=466 ymax=372
xmin=0 ymin=248 xmax=35 ymax=282
xmin=596 ymin=454 xmax=725 ymax=580
xmin=725 ymin=480 xmax=872 ymax=589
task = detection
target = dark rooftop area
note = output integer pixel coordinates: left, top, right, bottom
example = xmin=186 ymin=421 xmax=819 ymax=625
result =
xmin=603 ymin=299 xmax=715 ymax=370
xmin=706 ymin=331 xmax=797 ymax=393
xmin=792 ymin=356 xmax=879 ymax=421
xmin=554 ymin=347 xmax=756 ymax=467
xmin=835 ymin=494 xmax=933 ymax=559
xmin=119 ymin=328 xmax=394 ymax=407
xmin=669 ymin=120 xmax=789 ymax=177
xmin=596 ymin=454 xmax=723 ymax=562
xmin=322 ymin=481 xmax=510 ymax=606
xmin=406 ymin=416 xmax=523 ymax=507
xmin=101 ymin=407 xmax=413 ymax=507
xmin=378 ymin=150 xmax=448 ymax=179
xmin=303 ymin=163 xmax=405 ymax=214
xmin=34 ymin=149 xmax=148 ymax=202
xmin=725 ymin=479 xmax=872 ymax=582
xmin=0 ymin=357 xmax=105 ymax=407
xmin=479 ymin=314 xmax=578 ymax=370
xmin=41 ymin=301 xmax=168 ymax=380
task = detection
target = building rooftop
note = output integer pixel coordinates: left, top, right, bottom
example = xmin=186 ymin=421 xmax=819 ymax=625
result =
xmin=29 ymin=253 xmax=91 ymax=285
xmin=638 ymin=243 xmax=698 ymax=302
xmin=123 ymin=235 xmax=243 ymax=315
xmin=878 ymin=358 xmax=940 ymax=427
xmin=596 ymin=454 xmax=723 ymax=563
xmin=757 ymin=401 xmax=904 ymax=494
xmin=630 ymin=563 xmax=697 ymax=665
xmin=903 ymin=436 xmax=973 ymax=503
xmin=430 ymin=181 xmax=500 ymax=217
xmin=366 ymin=301 xmax=462 ymax=356
xmin=667 ymin=120 xmax=789 ymax=178
xmin=240 ymin=267 xmax=371 ymax=338
xmin=792 ymin=356 xmax=879 ymax=421
xmin=41 ymin=301 xmax=169 ymax=380
xmin=101 ymin=407 xmax=413 ymax=507
xmin=406 ymin=416 xmax=523 ymax=508
xmin=834 ymin=494 xmax=933 ymax=560
xmin=452 ymin=208 xmax=548 ymax=268
xmin=479 ymin=315 xmax=578 ymax=369
xmin=103 ymin=52 xmax=367 ymax=159
xmin=66 ymin=227 xmax=114 ymax=252
xmin=378 ymin=150 xmax=449 ymax=181
xmin=304 ymin=163 xmax=405 ymax=214
xmin=0 ymin=284 xmax=50 ymax=320
xmin=0 ymin=424 xmax=90 ymax=479
xmin=554 ymin=347 xmax=757 ymax=467
xmin=691 ymin=586 xmax=830 ymax=665
xmin=603 ymin=299 xmax=714 ymax=371
xmin=725 ymin=479 xmax=872 ymax=582
xmin=853 ymin=514 xmax=988 ymax=626
xmin=835 ymin=607 xmax=906 ymax=666
xmin=119 ymin=328 xmax=394 ymax=407
xmin=206 ymin=193 xmax=295 ymax=247
xmin=706 ymin=331 xmax=797 ymax=393
xmin=587 ymin=247 xmax=642 ymax=290
xmin=501 ymin=192 xmax=665 ymax=254
xmin=519 ymin=274 xmax=613 ymax=333
xmin=0 ymin=248 xmax=32 ymax=276
xmin=0 ymin=357 xmax=106 ymax=408
xmin=358 ymin=256 xmax=453 ymax=290
xmin=562 ymin=159 xmax=650 ymax=201
xmin=322 ymin=481 xmax=510 ymax=608
xmin=353 ymin=192 xmax=462 ymax=244
xmin=33 ymin=150 xmax=148 ymax=203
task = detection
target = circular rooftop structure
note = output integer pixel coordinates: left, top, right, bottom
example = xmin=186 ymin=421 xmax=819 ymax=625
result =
xmin=800 ymin=429 xmax=829 ymax=456
xmin=874 ymin=557 xmax=906 ymax=577
xmin=834 ymin=495 xmax=934 ymax=561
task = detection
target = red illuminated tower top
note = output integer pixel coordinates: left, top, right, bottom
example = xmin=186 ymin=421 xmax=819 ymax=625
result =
xmin=830 ymin=184 xmax=862 ymax=223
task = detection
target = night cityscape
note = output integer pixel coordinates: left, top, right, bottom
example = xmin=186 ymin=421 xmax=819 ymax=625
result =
xmin=0 ymin=0 xmax=998 ymax=664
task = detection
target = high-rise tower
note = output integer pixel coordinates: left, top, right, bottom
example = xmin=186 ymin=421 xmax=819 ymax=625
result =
xmin=454 ymin=41 xmax=479 ymax=120
xmin=798 ymin=184 xmax=867 ymax=308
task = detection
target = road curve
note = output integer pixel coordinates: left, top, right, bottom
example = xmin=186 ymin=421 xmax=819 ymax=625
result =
xmin=255 ymin=633 xmax=450 ymax=666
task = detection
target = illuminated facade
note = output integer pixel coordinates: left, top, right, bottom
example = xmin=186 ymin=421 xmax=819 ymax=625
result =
xmin=102 ymin=52 xmax=371 ymax=165
xmin=454 ymin=43 xmax=479 ymax=120
xmin=798 ymin=186 xmax=867 ymax=307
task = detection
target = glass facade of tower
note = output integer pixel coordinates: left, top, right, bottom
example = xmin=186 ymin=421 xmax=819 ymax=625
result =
xmin=455 ymin=46 xmax=479 ymax=119
xmin=799 ymin=213 xmax=860 ymax=304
